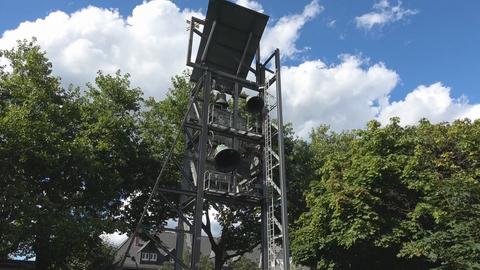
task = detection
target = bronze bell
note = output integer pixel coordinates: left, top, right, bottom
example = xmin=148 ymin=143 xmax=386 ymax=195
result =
xmin=213 ymin=90 xmax=228 ymax=108
xmin=245 ymin=95 xmax=264 ymax=114
xmin=213 ymin=144 xmax=241 ymax=172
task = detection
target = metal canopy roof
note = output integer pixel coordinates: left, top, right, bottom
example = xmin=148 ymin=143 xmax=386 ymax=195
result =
xmin=190 ymin=0 xmax=269 ymax=85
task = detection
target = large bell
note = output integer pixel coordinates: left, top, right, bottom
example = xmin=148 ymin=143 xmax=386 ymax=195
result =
xmin=213 ymin=90 xmax=228 ymax=108
xmin=213 ymin=144 xmax=241 ymax=172
xmin=245 ymin=95 xmax=264 ymax=114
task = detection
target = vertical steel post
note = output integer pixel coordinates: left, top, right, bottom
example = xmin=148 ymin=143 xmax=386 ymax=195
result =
xmin=232 ymin=83 xmax=240 ymax=188
xmin=187 ymin=17 xmax=194 ymax=65
xmin=191 ymin=72 xmax=211 ymax=269
xmin=174 ymin=221 xmax=185 ymax=270
xmin=275 ymin=49 xmax=290 ymax=270
xmin=256 ymin=48 xmax=269 ymax=270
xmin=174 ymin=154 xmax=189 ymax=270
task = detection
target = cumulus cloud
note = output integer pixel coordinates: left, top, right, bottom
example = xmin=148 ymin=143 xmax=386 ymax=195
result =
xmin=281 ymin=55 xmax=399 ymax=136
xmin=236 ymin=0 xmax=323 ymax=59
xmin=0 ymin=1 xmax=202 ymax=99
xmin=355 ymin=0 xmax=418 ymax=30
xmin=378 ymin=82 xmax=480 ymax=125
xmin=234 ymin=0 xmax=264 ymax=13
xmin=262 ymin=0 xmax=323 ymax=59
xmin=282 ymin=57 xmax=480 ymax=136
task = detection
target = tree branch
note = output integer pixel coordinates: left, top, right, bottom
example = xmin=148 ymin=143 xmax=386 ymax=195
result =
xmin=202 ymin=206 xmax=218 ymax=249
xmin=223 ymin=240 xmax=261 ymax=261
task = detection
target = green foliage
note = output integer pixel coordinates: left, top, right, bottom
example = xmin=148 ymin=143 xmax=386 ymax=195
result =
xmin=200 ymin=255 xmax=215 ymax=270
xmin=397 ymin=119 xmax=480 ymax=269
xmin=229 ymin=256 xmax=259 ymax=270
xmin=0 ymin=40 xmax=150 ymax=268
xmin=201 ymin=202 xmax=261 ymax=270
xmin=66 ymin=242 xmax=116 ymax=270
xmin=292 ymin=118 xmax=480 ymax=269
xmin=141 ymin=72 xmax=190 ymax=158
xmin=158 ymin=261 xmax=174 ymax=270
xmin=284 ymin=123 xmax=316 ymax=226
xmin=166 ymin=255 xmax=213 ymax=270
xmin=122 ymin=72 xmax=191 ymax=230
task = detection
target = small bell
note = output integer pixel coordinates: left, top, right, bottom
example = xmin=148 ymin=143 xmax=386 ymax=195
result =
xmin=213 ymin=90 xmax=228 ymax=108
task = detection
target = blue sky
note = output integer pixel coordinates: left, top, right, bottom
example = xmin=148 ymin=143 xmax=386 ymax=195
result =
xmin=1 ymin=0 xmax=480 ymax=136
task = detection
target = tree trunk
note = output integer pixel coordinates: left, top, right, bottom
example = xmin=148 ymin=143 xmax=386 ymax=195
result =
xmin=34 ymin=225 xmax=51 ymax=270
xmin=34 ymin=242 xmax=50 ymax=270
xmin=213 ymin=248 xmax=225 ymax=270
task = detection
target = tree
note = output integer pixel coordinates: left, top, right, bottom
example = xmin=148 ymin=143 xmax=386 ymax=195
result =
xmin=66 ymin=242 xmax=116 ymax=270
xmin=229 ymin=256 xmax=260 ymax=270
xmin=202 ymin=203 xmax=261 ymax=270
xmin=284 ymin=123 xmax=315 ymax=226
xmin=291 ymin=118 xmax=480 ymax=269
xmin=396 ymin=119 xmax=480 ymax=269
xmin=0 ymin=40 xmax=148 ymax=269
xmin=199 ymin=255 xmax=215 ymax=270
xmin=121 ymin=72 xmax=190 ymax=230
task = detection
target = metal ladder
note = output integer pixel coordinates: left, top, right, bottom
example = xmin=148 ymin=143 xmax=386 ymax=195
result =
xmin=264 ymin=82 xmax=283 ymax=270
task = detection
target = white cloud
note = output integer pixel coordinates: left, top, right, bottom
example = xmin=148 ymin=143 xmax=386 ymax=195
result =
xmin=378 ymin=82 xmax=480 ymax=125
xmin=327 ymin=19 xmax=336 ymax=28
xmin=234 ymin=0 xmax=264 ymax=13
xmin=281 ymin=55 xmax=399 ymax=136
xmin=282 ymin=57 xmax=480 ymax=137
xmin=236 ymin=0 xmax=323 ymax=59
xmin=101 ymin=231 xmax=128 ymax=247
xmin=0 ymin=56 xmax=12 ymax=73
xmin=0 ymin=1 xmax=202 ymax=99
xmin=355 ymin=0 xmax=418 ymax=30
xmin=262 ymin=0 xmax=323 ymax=59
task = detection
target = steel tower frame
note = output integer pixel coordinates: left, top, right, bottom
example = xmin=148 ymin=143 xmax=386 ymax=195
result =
xmin=122 ymin=1 xmax=290 ymax=270
xmin=183 ymin=5 xmax=290 ymax=267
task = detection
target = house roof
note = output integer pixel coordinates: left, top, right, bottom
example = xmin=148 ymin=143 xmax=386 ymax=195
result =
xmin=115 ymin=231 xmax=213 ymax=260
xmin=114 ymin=231 xmax=261 ymax=267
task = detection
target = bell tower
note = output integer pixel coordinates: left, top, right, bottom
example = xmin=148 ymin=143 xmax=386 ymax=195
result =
xmin=119 ymin=1 xmax=290 ymax=269
xmin=181 ymin=1 xmax=290 ymax=269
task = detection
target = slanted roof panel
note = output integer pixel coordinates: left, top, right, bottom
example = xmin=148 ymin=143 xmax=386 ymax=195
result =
xmin=191 ymin=0 xmax=269 ymax=83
